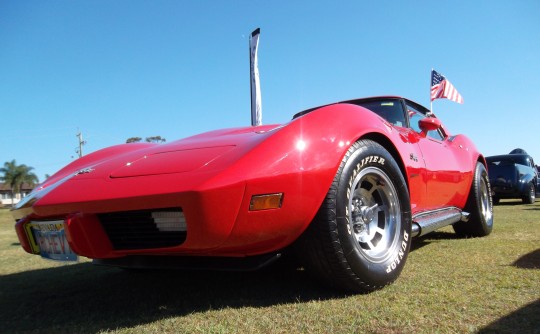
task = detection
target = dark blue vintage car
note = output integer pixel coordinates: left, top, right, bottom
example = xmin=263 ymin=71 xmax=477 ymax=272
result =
xmin=487 ymin=149 xmax=539 ymax=204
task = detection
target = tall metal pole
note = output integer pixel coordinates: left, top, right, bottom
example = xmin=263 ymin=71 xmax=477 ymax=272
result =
xmin=250 ymin=28 xmax=262 ymax=126
xmin=76 ymin=130 xmax=86 ymax=158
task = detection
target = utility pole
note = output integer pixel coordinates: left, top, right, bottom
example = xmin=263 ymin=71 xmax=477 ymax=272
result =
xmin=76 ymin=130 xmax=87 ymax=158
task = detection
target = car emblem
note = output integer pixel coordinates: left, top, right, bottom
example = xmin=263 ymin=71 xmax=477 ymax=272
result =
xmin=75 ymin=167 xmax=95 ymax=175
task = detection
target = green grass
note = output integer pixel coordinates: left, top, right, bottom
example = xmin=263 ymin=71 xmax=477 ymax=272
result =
xmin=1 ymin=201 xmax=539 ymax=333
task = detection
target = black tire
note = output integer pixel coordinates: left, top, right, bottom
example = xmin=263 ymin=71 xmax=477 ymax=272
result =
xmin=297 ymin=140 xmax=412 ymax=292
xmin=522 ymin=183 xmax=535 ymax=204
xmin=453 ymin=162 xmax=493 ymax=237
xmin=492 ymin=196 xmax=500 ymax=205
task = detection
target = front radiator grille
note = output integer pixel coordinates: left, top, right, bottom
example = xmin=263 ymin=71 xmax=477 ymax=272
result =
xmin=98 ymin=209 xmax=187 ymax=250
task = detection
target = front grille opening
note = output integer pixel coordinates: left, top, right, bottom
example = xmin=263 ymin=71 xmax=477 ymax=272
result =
xmin=98 ymin=208 xmax=187 ymax=250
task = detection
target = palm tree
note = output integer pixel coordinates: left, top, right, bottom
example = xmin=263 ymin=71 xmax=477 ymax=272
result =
xmin=0 ymin=160 xmax=39 ymax=206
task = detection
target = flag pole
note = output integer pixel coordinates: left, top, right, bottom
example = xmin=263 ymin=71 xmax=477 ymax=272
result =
xmin=430 ymin=68 xmax=433 ymax=114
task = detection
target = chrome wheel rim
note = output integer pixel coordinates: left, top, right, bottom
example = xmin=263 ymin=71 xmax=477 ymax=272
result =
xmin=348 ymin=166 xmax=401 ymax=263
xmin=480 ymin=176 xmax=493 ymax=226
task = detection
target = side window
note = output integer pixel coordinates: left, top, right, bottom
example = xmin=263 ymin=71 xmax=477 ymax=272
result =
xmin=409 ymin=110 xmax=424 ymax=133
xmin=406 ymin=104 xmax=444 ymax=141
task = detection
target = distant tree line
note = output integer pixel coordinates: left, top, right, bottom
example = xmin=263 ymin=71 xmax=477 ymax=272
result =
xmin=126 ymin=136 xmax=166 ymax=144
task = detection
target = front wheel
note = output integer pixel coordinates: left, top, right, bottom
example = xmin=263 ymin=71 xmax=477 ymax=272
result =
xmin=522 ymin=183 xmax=535 ymax=204
xmin=297 ymin=140 xmax=411 ymax=292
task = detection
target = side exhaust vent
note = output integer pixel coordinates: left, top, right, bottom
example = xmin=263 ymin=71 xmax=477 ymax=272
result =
xmin=411 ymin=207 xmax=466 ymax=237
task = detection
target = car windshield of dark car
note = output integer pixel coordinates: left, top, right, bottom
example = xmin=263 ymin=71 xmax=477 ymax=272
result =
xmin=355 ymin=100 xmax=406 ymax=127
xmin=513 ymin=157 xmax=529 ymax=166
xmin=488 ymin=157 xmax=528 ymax=166
xmin=487 ymin=159 xmax=512 ymax=166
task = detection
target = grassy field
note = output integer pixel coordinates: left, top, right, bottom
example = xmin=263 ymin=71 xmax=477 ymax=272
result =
xmin=0 ymin=201 xmax=538 ymax=334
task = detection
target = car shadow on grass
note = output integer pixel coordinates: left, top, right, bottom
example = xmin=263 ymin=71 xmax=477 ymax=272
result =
xmin=410 ymin=231 xmax=459 ymax=252
xmin=0 ymin=259 xmax=348 ymax=333
xmin=478 ymin=299 xmax=540 ymax=333
xmin=512 ymin=248 xmax=540 ymax=269
xmin=494 ymin=200 xmax=528 ymax=206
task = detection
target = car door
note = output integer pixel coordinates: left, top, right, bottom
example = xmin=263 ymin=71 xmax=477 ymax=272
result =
xmin=406 ymin=102 xmax=471 ymax=209
xmin=354 ymin=98 xmax=428 ymax=212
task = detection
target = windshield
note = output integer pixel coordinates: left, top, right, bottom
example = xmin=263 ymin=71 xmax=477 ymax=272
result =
xmin=354 ymin=99 xmax=406 ymax=127
xmin=487 ymin=156 xmax=529 ymax=167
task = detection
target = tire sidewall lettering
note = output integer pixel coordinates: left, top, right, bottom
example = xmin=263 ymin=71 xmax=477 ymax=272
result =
xmin=385 ymin=230 xmax=409 ymax=274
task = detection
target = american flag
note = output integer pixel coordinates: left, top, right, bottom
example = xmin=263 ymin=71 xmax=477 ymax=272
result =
xmin=430 ymin=70 xmax=463 ymax=104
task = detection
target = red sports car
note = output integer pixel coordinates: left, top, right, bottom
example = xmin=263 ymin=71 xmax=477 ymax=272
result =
xmin=12 ymin=96 xmax=493 ymax=292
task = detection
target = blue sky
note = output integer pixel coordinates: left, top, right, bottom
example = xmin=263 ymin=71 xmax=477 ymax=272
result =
xmin=1 ymin=1 xmax=539 ymax=182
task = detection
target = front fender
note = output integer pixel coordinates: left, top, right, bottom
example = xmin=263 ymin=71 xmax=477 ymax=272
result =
xmin=212 ymin=103 xmax=405 ymax=254
xmin=518 ymin=173 xmax=536 ymax=193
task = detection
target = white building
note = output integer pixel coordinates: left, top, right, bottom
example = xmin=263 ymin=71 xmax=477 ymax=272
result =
xmin=0 ymin=183 xmax=34 ymax=207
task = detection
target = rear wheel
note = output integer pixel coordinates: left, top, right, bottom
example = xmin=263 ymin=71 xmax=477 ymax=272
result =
xmin=453 ymin=162 xmax=493 ymax=237
xmin=297 ymin=140 xmax=411 ymax=292
xmin=522 ymin=183 xmax=535 ymax=204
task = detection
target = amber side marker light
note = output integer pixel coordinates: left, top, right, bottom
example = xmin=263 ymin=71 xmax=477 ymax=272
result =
xmin=249 ymin=193 xmax=283 ymax=211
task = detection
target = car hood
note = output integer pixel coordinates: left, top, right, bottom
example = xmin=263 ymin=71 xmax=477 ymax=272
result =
xmin=14 ymin=124 xmax=284 ymax=216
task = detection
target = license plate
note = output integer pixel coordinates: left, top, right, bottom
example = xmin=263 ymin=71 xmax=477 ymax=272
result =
xmin=27 ymin=221 xmax=78 ymax=262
